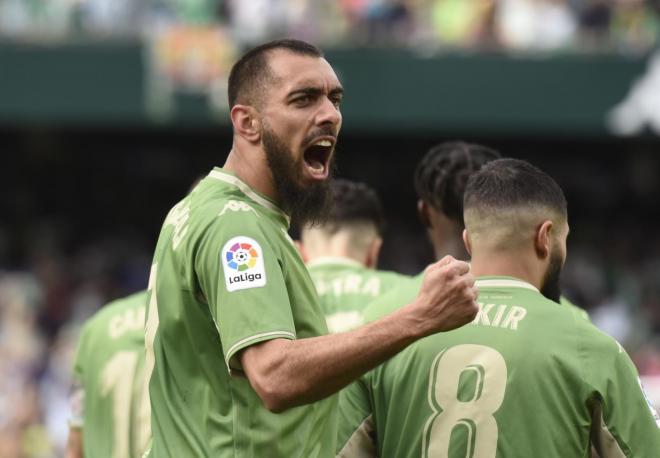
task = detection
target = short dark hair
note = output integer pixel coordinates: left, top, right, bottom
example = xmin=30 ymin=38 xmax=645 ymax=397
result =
xmin=414 ymin=141 xmax=501 ymax=225
xmin=320 ymin=179 xmax=385 ymax=235
xmin=464 ymin=158 xmax=567 ymax=216
xmin=227 ymin=39 xmax=323 ymax=108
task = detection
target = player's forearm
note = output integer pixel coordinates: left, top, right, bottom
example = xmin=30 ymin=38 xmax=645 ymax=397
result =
xmin=243 ymin=256 xmax=477 ymax=412
xmin=243 ymin=305 xmax=420 ymax=412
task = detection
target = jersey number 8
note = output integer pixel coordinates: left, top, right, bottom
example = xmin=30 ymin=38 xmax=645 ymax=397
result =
xmin=423 ymin=344 xmax=508 ymax=458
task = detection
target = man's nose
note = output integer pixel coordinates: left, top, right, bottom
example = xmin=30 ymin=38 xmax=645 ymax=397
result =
xmin=315 ymin=97 xmax=342 ymax=127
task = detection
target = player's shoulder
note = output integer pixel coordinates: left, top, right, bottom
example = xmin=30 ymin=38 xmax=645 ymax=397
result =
xmin=574 ymin=317 xmax=624 ymax=357
xmin=363 ymin=273 xmax=422 ymax=322
xmin=76 ymin=291 xmax=148 ymax=358
xmin=559 ymin=296 xmax=591 ymax=321
xmin=512 ymin=290 xmax=622 ymax=359
xmin=196 ymin=169 xmax=286 ymax=224
xmin=192 ymin=182 xmax=283 ymax=242
xmin=99 ymin=290 xmax=147 ymax=317
xmin=83 ymin=290 xmax=148 ymax=332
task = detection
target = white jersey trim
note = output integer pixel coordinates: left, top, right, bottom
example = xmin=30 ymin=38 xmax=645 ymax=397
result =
xmin=306 ymin=256 xmax=364 ymax=269
xmin=209 ymin=170 xmax=290 ymax=225
xmin=590 ymin=401 xmax=627 ymax=458
xmin=225 ymin=330 xmax=296 ymax=371
xmin=337 ymin=414 xmax=377 ymax=458
xmin=475 ymin=278 xmax=539 ymax=292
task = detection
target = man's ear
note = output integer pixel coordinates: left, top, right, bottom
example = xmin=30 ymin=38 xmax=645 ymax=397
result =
xmin=534 ymin=220 xmax=553 ymax=260
xmin=417 ymin=200 xmax=431 ymax=228
xmin=365 ymin=237 xmax=383 ymax=269
xmin=462 ymin=229 xmax=472 ymax=256
xmin=230 ymin=104 xmax=261 ymax=143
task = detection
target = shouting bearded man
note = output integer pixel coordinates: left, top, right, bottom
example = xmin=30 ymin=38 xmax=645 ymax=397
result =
xmin=143 ymin=39 xmax=479 ymax=457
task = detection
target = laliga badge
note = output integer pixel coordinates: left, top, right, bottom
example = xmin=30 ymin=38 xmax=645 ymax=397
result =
xmin=222 ymin=236 xmax=267 ymax=292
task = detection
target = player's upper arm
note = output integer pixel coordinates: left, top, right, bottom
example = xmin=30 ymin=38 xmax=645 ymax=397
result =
xmin=195 ymin=210 xmax=296 ymax=373
xmin=585 ymin=335 xmax=660 ymax=457
xmin=336 ymin=377 xmax=377 ymax=457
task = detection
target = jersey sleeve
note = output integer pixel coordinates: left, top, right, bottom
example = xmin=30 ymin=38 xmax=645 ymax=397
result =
xmin=196 ymin=212 xmax=296 ymax=372
xmin=336 ymin=378 xmax=377 ymax=457
xmin=584 ymin=335 xmax=660 ymax=457
xmin=69 ymin=323 xmax=89 ymax=429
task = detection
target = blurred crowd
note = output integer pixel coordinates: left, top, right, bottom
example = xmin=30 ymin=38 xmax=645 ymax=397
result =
xmin=0 ymin=0 xmax=658 ymax=53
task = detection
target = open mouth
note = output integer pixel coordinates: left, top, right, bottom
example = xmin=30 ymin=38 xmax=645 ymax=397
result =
xmin=303 ymin=137 xmax=334 ymax=180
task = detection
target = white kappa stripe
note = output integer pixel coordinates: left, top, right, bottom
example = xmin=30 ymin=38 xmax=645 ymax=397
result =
xmin=225 ymin=330 xmax=296 ymax=369
xmin=209 ymin=170 xmax=290 ymax=224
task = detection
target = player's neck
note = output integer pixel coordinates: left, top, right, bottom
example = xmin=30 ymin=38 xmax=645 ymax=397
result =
xmin=224 ymin=145 xmax=278 ymax=203
xmin=469 ymin=252 xmax=543 ymax=290
xmin=306 ymin=248 xmax=368 ymax=268
xmin=433 ymin=236 xmax=470 ymax=262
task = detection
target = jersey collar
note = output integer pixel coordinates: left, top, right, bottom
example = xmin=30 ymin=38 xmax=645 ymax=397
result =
xmin=475 ymin=276 xmax=539 ymax=292
xmin=306 ymin=256 xmax=364 ymax=269
xmin=208 ymin=168 xmax=291 ymax=226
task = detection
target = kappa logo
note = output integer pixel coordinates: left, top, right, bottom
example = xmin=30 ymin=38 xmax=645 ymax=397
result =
xmin=222 ymin=236 xmax=267 ymax=292
xmin=219 ymin=200 xmax=258 ymax=217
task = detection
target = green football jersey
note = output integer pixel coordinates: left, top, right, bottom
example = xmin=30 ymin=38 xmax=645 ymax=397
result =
xmin=560 ymin=295 xmax=591 ymax=321
xmin=338 ymin=276 xmax=660 ymax=458
xmin=71 ymin=290 xmax=150 ymax=458
xmin=145 ymin=168 xmax=336 ymax=457
xmin=306 ymin=257 xmax=410 ymax=333
xmin=363 ymin=272 xmax=423 ymax=323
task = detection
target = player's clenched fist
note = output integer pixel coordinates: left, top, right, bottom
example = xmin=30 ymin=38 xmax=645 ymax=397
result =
xmin=408 ymin=255 xmax=478 ymax=336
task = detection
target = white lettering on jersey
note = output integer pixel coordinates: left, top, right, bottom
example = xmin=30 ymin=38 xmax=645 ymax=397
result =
xmin=326 ymin=311 xmax=364 ymax=333
xmin=219 ymin=200 xmax=258 ymax=217
xmin=165 ymin=201 xmax=190 ymax=250
xmin=361 ymin=277 xmax=381 ymax=296
xmin=108 ymin=306 xmax=146 ymax=339
xmin=501 ymin=306 xmax=527 ymax=330
xmin=474 ymin=303 xmax=496 ymax=326
xmin=472 ymin=303 xmax=527 ymax=331
xmin=314 ymin=276 xmax=383 ymax=298
xmin=222 ymin=236 xmax=267 ymax=292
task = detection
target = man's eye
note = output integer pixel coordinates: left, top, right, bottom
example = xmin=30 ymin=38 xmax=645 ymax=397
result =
xmin=295 ymin=96 xmax=313 ymax=105
xmin=331 ymin=97 xmax=342 ymax=108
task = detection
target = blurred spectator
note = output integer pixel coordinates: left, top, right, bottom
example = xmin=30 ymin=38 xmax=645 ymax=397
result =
xmin=611 ymin=0 xmax=660 ymax=52
xmin=497 ymin=0 xmax=577 ymax=50
xmin=430 ymin=0 xmax=500 ymax=48
xmin=0 ymin=274 xmax=52 ymax=457
xmin=579 ymin=0 xmax=613 ymax=50
xmin=0 ymin=0 xmax=658 ymax=53
xmin=0 ymin=234 xmax=150 ymax=456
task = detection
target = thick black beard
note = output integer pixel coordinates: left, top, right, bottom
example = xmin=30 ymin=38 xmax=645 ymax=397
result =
xmin=541 ymin=250 xmax=563 ymax=303
xmin=262 ymin=127 xmax=334 ymax=226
